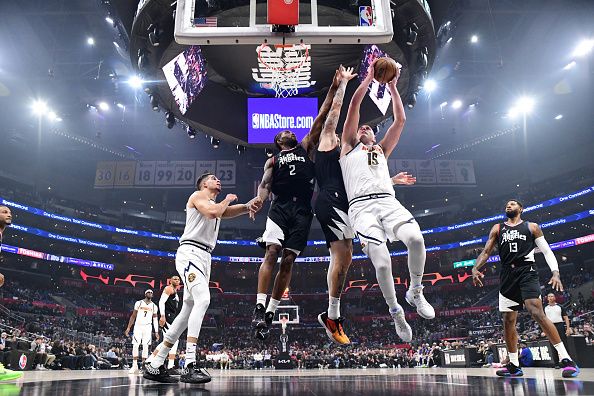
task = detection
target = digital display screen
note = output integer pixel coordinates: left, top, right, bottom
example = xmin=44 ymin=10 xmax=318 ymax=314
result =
xmin=247 ymin=97 xmax=318 ymax=144
xmin=162 ymin=45 xmax=207 ymax=115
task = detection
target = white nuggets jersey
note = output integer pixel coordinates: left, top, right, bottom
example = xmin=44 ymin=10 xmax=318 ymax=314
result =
xmin=179 ymin=200 xmax=220 ymax=250
xmin=339 ymin=142 xmax=394 ymax=201
xmin=134 ymin=300 xmax=157 ymax=327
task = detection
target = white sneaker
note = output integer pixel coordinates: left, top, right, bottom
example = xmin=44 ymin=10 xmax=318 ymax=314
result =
xmin=405 ymin=286 xmax=435 ymax=319
xmin=390 ymin=305 xmax=412 ymax=342
xmin=128 ymin=366 xmax=139 ymax=374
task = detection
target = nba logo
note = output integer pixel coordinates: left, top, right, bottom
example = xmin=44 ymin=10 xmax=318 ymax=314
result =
xmin=252 ymin=113 xmax=259 ymax=129
xmin=19 ymin=354 xmax=28 ymax=369
xmin=359 ymin=6 xmax=373 ymax=26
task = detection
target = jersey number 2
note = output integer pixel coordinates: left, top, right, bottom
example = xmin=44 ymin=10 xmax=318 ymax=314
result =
xmin=289 ymin=165 xmax=296 ymax=175
xmin=510 ymin=242 xmax=518 ymax=253
xmin=367 ymin=152 xmax=379 ymax=166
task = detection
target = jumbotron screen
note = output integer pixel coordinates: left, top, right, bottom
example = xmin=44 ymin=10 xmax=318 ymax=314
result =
xmin=247 ymin=98 xmax=318 ymax=144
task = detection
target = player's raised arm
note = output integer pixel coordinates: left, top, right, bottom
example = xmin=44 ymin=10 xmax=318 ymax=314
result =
xmin=341 ymin=62 xmax=376 ymax=154
xmin=301 ymin=69 xmax=340 ymax=156
xmin=318 ymin=66 xmax=356 ymax=151
xmin=222 ymin=196 xmax=261 ymax=219
xmin=529 ymin=222 xmax=563 ymax=291
xmin=472 ymin=224 xmax=500 ymax=287
xmin=378 ymin=69 xmax=405 ymax=158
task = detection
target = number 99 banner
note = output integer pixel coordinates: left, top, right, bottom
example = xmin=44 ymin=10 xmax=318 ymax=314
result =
xmin=95 ymin=160 xmax=236 ymax=189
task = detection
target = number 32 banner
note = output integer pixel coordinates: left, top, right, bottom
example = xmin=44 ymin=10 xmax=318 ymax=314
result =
xmin=95 ymin=160 xmax=236 ymax=188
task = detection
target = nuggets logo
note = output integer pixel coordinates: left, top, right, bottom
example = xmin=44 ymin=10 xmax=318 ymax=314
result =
xmin=188 ymin=273 xmax=196 ymax=283
xmin=19 ymin=354 xmax=28 ymax=369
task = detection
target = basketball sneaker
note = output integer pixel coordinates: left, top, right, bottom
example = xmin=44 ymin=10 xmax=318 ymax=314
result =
xmin=255 ymin=311 xmax=274 ymax=340
xmin=167 ymin=367 xmax=183 ymax=376
xmin=405 ymin=286 xmax=435 ymax=319
xmin=0 ymin=363 xmax=23 ymax=382
xmin=142 ymin=363 xmax=179 ymax=383
xmin=496 ymin=362 xmax=523 ymax=377
xmin=318 ymin=312 xmax=350 ymax=345
xmin=180 ymin=362 xmax=211 ymax=384
xmin=560 ymin=358 xmax=580 ymax=378
xmin=252 ymin=304 xmax=267 ymax=330
xmin=390 ymin=305 xmax=412 ymax=342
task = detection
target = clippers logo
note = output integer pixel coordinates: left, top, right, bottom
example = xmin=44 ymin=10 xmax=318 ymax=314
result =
xmin=501 ymin=229 xmax=527 ymax=243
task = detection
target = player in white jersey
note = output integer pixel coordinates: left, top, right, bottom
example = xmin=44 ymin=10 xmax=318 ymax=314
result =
xmin=125 ymin=289 xmax=159 ymax=374
xmin=339 ymin=59 xmax=435 ymax=343
xmin=144 ymin=172 xmax=259 ymax=384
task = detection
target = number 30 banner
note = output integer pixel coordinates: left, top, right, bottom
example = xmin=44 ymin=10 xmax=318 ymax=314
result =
xmin=95 ymin=160 xmax=236 ymax=189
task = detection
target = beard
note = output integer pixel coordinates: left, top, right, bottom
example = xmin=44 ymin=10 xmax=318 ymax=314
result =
xmin=285 ymin=136 xmax=298 ymax=148
xmin=505 ymin=209 xmax=519 ymax=218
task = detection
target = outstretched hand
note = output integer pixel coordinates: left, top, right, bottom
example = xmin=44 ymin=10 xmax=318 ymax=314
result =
xmin=247 ymin=197 xmax=264 ymax=220
xmin=392 ymin=172 xmax=416 ymax=185
xmin=339 ymin=65 xmax=357 ymax=82
xmin=548 ymin=272 xmax=563 ymax=291
xmin=472 ymin=267 xmax=484 ymax=287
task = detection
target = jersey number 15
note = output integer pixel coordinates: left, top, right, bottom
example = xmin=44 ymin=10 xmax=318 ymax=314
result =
xmin=367 ymin=152 xmax=379 ymax=166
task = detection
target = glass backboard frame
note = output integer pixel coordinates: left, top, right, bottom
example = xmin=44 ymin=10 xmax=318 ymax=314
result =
xmin=175 ymin=0 xmax=393 ymax=45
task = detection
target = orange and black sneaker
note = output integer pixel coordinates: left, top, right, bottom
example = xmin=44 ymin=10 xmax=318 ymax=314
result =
xmin=318 ymin=312 xmax=350 ymax=345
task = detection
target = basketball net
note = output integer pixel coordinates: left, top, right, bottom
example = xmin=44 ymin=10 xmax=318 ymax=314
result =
xmin=257 ymin=43 xmax=310 ymax=98
xmin=280 ymin=316 xmax=289 ymax=334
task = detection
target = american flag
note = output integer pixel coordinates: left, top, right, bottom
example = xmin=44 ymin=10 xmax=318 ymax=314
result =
xmin=193 ymin=17 xmax=217 ymax=27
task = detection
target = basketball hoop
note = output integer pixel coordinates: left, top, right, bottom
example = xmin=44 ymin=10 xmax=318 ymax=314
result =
xmin=257 ymin=43 xmax=310 ymax=98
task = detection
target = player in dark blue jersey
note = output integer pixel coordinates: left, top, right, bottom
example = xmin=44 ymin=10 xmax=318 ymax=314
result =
xmin=472 ymin=199 xmax=579 ymax=378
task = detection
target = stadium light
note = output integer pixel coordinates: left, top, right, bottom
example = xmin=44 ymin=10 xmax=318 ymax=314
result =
xmin=439 ymin=101 xmax=448 ymax=108
xmin=32 ymin=100 xmax=48 ymax=116
xmin=105 ymin=17 xmax=114 ymax=25
xmin=98 ymin=102 xmax=110 ymax=111
xmin=451 ymin=100 xmax=463 ymax=109
xmin=508 ymin=96 xmax=535 ymax=118
xmin=47 ymin=111 xmax=58 ymax=121
xmin=127 ymin=75 xmax=144 ymax=89
xmin=423 ymin=79 xmax=437 ymax=93
xmin=563 ymin=61 xmax=576 ymax=70
xmin=573 ymin=39 xmax=594 ymax=57
xmin=87 ymin=37 xmax=95 ymax=46
xmin=555 ymin=114 xmax=563 ymax=120
xmin=470 ymin=35 xmax=479 ymax=44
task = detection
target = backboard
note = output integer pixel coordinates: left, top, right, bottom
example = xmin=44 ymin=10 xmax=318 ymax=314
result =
xmin=271 ymin=305 xmax=300 ymax=325
xmin=175 ymin=0 xmax=393 ymax=45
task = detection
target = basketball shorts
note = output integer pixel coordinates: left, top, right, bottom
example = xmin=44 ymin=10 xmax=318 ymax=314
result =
xmin=348 ymin=194 xmax=415 ymax=246
xmin=261 ymin=198 xmax=313 ymax=255
xmin=498 ymin=264 xmax=541 ymax=312
xmin=315 ymin=189 xmax=355 ymax=247
xmin=175 ymin=244 xmax=211 ymax=293
xmin=132 ymin=325 xmax=152 ymax=346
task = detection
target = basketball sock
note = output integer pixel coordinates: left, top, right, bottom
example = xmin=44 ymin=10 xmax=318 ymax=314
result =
xmin=132 ymin=358 xmax=138 ymax=368
xmin=395 ymin=222 xmax=426 ymax=288
xmin=508 ymin=352 xmax=519 ymax=367
xmin=553 ymin=342 xmax=571 ymax=361
xmin=168 ymin=359 xmax=175 ymax=369
xmin=257 ymin=293 xmax=267 ymax=307
xmin=186 ymin=342 xmax=197 ymax=365
xmin=365 ymin=242 xmax=399 ymax=311
xmin=266 ymin=298 xmax=281 ymax=314
xmin=150 ymin=343 xmax=171 ymax=368
xmin=328 ymin=296 xmax=340 ymax=320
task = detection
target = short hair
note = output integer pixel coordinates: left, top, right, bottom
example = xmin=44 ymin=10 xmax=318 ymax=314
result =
xmin=274 ymin=130 xmax=291 ymax=151
xmin=0 ymin=205 xmax=9 ymax=210
xmin=547 ymin=292 xmax=556 ymax=297
xmin=196 ymin=172 xmax=214 ymax=190
xmin=507 ymin=199 xmax=523 ymax=208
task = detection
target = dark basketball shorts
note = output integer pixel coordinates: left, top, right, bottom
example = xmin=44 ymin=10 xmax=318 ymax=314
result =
xmin=314 ymin=189 xmax=355 ymax=248
xmin=261 ymin=198 xmax=313 ymax=255
xmin=498 ymin=264 xmax=542 ymax=312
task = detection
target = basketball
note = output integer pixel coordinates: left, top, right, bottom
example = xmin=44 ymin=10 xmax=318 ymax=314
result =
xmin=373 ymin=57 xmax=399 ymax=84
